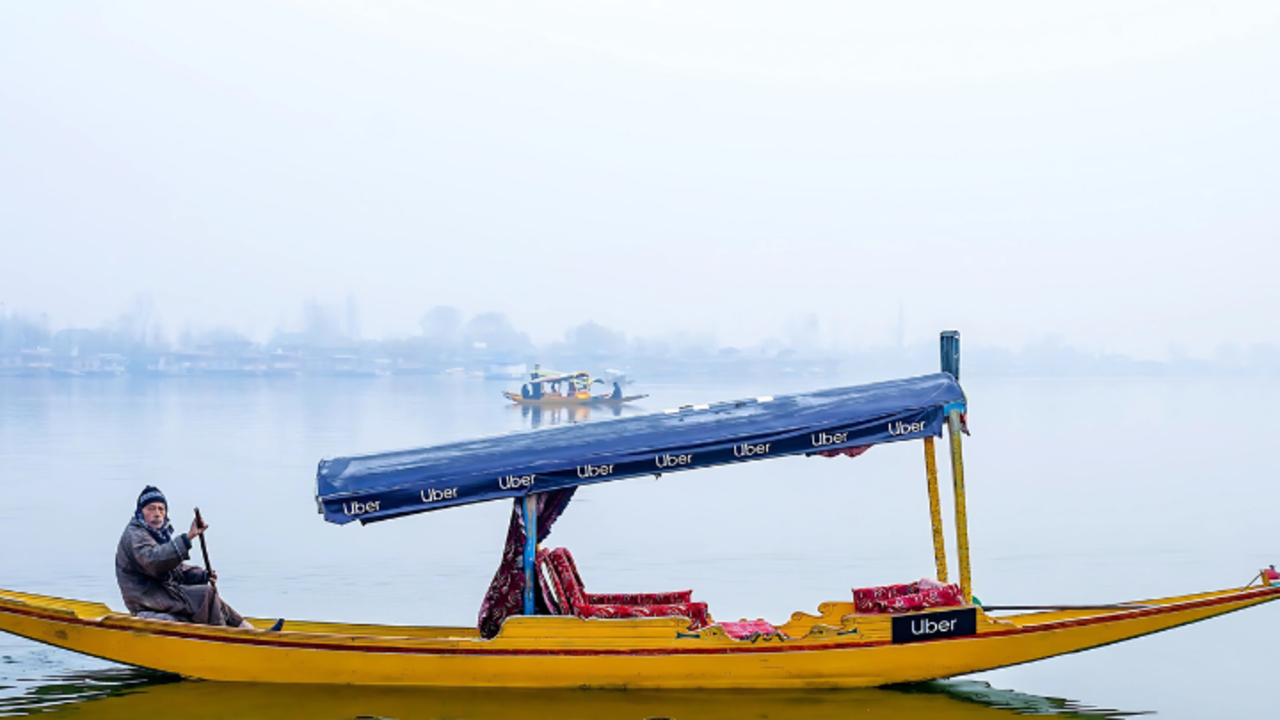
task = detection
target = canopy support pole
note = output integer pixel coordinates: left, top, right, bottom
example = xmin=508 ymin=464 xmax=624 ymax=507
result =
xmin=522 ymin=494 xmax=537 ymax=615
xmin=923 ymin=436 xmax=949 ymax=583
xmin=939 ymin=330 xmax=971 ymax=602
xmin=946 ymin=410 xmax=971 ymax=602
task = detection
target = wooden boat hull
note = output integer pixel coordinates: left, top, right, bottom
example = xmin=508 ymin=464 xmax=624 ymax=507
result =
xmin=503 ymin=392 xmax=647 ymax=406
xmin=3 ymin=584 xmax=1277 ymax=688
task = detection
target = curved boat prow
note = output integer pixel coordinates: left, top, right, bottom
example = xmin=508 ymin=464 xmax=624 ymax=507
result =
xmin=953 ymin=583 xmax=1280 ymax=678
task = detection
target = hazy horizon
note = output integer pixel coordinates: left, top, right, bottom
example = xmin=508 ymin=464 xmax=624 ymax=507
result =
xmin=3 ymin=2 xmax=1278 ymax=360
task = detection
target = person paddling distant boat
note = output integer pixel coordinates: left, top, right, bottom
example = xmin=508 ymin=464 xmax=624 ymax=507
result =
xmin=115 ymin=486 xmax=260 ymax=629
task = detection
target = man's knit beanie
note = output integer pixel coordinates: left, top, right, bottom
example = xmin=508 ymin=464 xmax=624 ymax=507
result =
xmin=136 ymin=486 xmax=167 ymax=511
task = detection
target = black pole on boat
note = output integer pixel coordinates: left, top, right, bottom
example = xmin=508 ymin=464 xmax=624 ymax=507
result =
xmin=522 ymin=495 xmax=538 ymax=615
xmin=193 ymin=507 xmax=215 ymax=591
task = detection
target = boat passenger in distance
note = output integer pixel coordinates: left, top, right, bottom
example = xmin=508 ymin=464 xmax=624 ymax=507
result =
xmin=115 ymin=486 xmax=254 ymax=629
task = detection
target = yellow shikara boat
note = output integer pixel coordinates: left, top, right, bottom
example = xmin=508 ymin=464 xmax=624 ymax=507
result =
xmin=2 ymin=331 xmax=1277 ymax=688
xmin=502 ymin=369 xmax=647 ymax=406
xmin=2 ymin=584 xmax=1278 ymax=687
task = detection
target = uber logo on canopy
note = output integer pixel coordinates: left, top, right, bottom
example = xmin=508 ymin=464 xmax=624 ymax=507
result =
xmin=342 ymin=500 xmax=380 ymax=516
xmin=655 ymin=453 xmax=693 ymax=469
xmin=421 ymin=487 xmax=458 ymax=503
xmin=733 ymin=442 xmax=771 ymax=458
xmin=498 ymin=474 xmax=536 ymax=490
xmin=810 ymin=431 xmax=849 ymax=447
xmin=577 ymin=464 xmax=614 ymax=478
xmin=888 ymin=420 xmax=926 ymax=436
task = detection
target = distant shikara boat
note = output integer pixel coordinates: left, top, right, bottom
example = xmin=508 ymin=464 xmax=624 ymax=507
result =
xmin=2 ymin=331 xmax=1277 ymax=688
xmin=502 ymin=369 xmax=647 ymax=406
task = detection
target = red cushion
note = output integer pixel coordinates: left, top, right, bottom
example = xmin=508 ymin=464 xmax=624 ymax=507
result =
xmin=586 ymin=591 xmax=694 ymax=605
xmin=853 ymin=582 xmax=919 ymax=613
xmin=576 ymin=601 xmax=711 ymax=628
xmin=852 ymin=579 xmax=964 ymax=614
xmin=719 ymin=620 xmax=779 ymax=639
xmin=556 ymin=548 xmax=694 ymax=605
xmin=546 ymin=549 xmax=587 ymax=607
xmin=535 ymin=549 xmax=567 ymax=615
xmin=542 ymin=547 xmax=709 ymax=629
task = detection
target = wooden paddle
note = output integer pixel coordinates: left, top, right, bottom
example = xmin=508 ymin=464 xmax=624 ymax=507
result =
xmin=193 ymin=507 xmax=215 ymax=590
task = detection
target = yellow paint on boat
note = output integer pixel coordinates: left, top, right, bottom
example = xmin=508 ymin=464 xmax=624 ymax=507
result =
xmin=946 ymin=410 xmax=972 ymax=602
xmin=3 ymin=584 xmax=1276 ymax=688
xmin=923 ymin=436 xmax=948 ymax=582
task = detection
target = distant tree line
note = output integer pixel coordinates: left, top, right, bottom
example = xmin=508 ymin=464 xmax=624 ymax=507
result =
xmin=3 ymin=297 xmax=1279 ymax=377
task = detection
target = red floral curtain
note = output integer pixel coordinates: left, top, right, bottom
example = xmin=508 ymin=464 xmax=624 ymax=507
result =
xmin=477 ymin=488 xmax=576 ymax=638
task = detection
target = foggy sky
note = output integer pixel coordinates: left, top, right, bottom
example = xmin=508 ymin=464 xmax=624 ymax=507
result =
xmin=2 ymin=1 xmax=1278 ymax=358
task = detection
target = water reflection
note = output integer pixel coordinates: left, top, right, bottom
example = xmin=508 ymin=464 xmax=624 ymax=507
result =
xmin=518 ymin=403 xmax=624 ymax=428
xmin=0 ymin=668 xmax=1148 ymax=719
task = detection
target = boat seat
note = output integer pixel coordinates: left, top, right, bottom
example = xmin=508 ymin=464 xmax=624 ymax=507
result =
xmin=853 ymin=578 xmax=964 ymax=614
xmin=538 ymin=548 xmax=709 ymax=628
xmin=552 ymin=547 xmax=693 ymax=606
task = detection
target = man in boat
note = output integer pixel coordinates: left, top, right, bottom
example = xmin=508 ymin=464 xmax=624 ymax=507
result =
xmin=115 ymin=486 xmax=256 ymax=629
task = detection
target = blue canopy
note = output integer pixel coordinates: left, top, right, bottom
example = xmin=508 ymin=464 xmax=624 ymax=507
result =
xmin=315 ymin=373 xmax=965 ymax=525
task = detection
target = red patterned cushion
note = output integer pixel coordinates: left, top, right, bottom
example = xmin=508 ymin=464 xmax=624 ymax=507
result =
xmin=719 ymin=620 xmax=779 ymax=639
xmin=536 ymin=549 xmax=567 ymax=614
xmin=916 ymin=580 xmax=965 ymax=609
xmin=545 ymin=549 xmax=588 ymax=608
xmin=556 ymin=548 xmax=694 ymax=605
xmin=853 ymin=582 xmax=919 ymax=613
xmin=853 ymin=579 xmax=964 ymax=614
xmin=541 ymin=547 xmax=709 ymax=628
xmin=576 ymin=601 xmax=711 ymax=628
xmin=586 ymin=591 xmax=694 ymax=605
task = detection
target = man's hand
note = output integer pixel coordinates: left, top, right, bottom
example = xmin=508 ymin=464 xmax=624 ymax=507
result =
xmin=208 ymin=570 xmax=218 ymax=583
xmin=189 ymin=515 xmax=209 ymax=539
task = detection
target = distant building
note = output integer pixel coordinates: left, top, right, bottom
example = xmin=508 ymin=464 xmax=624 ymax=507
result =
xmin=484 ymin=362 xmax=527 ymax=380
xmin=0 ymin=349 xmax=53 ymax=377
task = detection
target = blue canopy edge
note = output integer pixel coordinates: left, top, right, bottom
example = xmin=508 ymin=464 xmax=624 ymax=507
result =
xmin=315 ymin=373 xmax=965 ymax=526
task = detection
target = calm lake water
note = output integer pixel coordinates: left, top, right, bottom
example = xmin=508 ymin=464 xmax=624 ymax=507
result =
xmin=1 ymin=372 xmax=1277 ymax=718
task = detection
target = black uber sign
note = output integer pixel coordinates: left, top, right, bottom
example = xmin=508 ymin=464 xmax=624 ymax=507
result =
xmin=890 ymin=607 xmax=977 ymax=644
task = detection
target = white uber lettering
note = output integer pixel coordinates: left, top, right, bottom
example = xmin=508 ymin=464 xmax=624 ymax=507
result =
xmin=342 ymin=500 xmax=381 ymax=516
xmin=733 ymin=442 xmax=771 ymax=458
xmin=810 ymin=431 xmax=849 ymax=447
xmin=888 ymin=420 xmax=926 ymax=436
xmin=498 ymin=474 xmax=537 ymax=490
xmin=577 ymin=464 xmax=614 ymax=479
xmin=910 ymin=618 xmax=956 ymax=635
xmin=655 ymin=453 xmax=694 ymax=469
xmin=421 ymin=487 xmax=458 ymax=503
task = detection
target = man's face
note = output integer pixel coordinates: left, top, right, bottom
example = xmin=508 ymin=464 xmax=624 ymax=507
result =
xmin=141 ymin=502 xmax=166 ymax=529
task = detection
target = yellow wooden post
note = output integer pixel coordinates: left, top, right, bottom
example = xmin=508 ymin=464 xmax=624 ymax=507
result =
xmin=946 ymin=409 xmax=972 ymax=602
xmin=923 ymin=436 xmax=948 ymax=583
